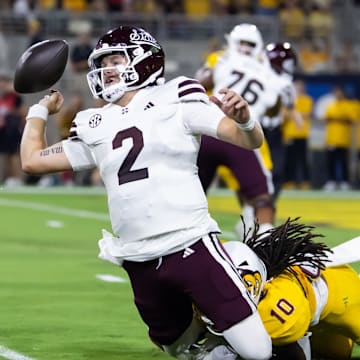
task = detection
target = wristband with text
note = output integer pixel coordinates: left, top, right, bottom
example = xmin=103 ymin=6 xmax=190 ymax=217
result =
xmin=26 ymin=104 xmax=49 ymax=122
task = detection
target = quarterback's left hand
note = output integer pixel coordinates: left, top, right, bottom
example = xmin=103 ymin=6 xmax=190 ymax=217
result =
xmin=210 ymin=88 xmax=250 ymax=125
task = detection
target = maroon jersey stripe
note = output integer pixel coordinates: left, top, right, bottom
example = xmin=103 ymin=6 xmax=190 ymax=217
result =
xmin=178 ymin=79 xmax=200 ymax=88
xmin=179 ymin=87 xmax=206 ymax=98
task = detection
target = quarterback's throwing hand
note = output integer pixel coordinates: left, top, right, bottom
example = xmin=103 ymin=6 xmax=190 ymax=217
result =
xmin=210 ymin=88 xmax=250 ymax=125
xmin=39 ymin=90 xmax=64 ymax=115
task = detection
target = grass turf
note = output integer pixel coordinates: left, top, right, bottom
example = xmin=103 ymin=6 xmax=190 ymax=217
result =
xmin=0 ymin=187 xmax=359 ymax=359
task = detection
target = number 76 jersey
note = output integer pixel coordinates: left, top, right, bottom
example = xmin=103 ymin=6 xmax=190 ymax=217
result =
xmin=62 ymin=76 xmax=223 ymax=252
xmin=212 ymin=52 xmax=279 ymax=121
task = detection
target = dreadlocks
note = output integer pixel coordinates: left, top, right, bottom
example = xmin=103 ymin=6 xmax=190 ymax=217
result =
xmin=243 ymin=217 xmax=332 ymax=279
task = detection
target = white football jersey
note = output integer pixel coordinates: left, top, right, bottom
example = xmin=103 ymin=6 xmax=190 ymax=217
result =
xmin=212 ymin=52 xmax=279 ymax=122
xmin=62 ymin=76 xmax=225 ymax=261
xmin=275 ymin=72 xmax=295 ymax=109
xmin=260 ymin=62 xmax=296 ymax=129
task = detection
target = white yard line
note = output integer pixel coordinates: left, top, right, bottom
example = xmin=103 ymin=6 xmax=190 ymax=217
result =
xmin=0 ymin=346 xmax=37 ymax=360
xmin=96 ymin=274 xmax=127 ymax=283
xmin=0 ymin=186 xmax=106 ymax=195
xmin=1 ymin=185 xmax=360 ymax=199
xmin=0 ymin=197 xmax=238 ymax=238
xmin=0 ymin=198 xmax=108 ymax=221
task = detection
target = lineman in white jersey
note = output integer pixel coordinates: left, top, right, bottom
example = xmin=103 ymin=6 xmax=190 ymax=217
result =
xmin=196 ymin=23 xmax=279 ymax=239
xmin=211 ymin=43 xmax=279 ymax=125
xmin=20 ymin=26 xmax=272 ymax=359
xmin=261 ymin=42 xmax=300 ymax=200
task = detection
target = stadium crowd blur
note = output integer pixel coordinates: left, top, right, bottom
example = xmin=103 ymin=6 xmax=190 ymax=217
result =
xmin=1 ymin=0 xmax=360 ymax=191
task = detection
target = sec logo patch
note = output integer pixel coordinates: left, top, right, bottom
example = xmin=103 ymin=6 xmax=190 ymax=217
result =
xmin=89 ymin=114 xmax=102 ymax=128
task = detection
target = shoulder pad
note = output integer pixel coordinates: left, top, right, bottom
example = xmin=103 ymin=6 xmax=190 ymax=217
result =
xmin=168 ymin=76 xmax=209 ymax=104
xmin=258 ymin=275 xmax=311 ymax=346
xmin=67 ymin=108 xmax=101 ymax=141
xmin=298 ymin=263 xmax=321 ymax=279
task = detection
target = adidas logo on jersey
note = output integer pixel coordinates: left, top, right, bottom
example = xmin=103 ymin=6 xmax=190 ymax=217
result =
xmin=144 ymin=102 xmax=155 ymax=110
xmin=182 ymin=247 xmax=195 ymax=258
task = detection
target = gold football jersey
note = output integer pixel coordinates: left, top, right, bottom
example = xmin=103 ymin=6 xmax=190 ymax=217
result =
xmin=258 ymin=267 xmax=313 ymax=346
xmin=258 ymin=264 xmax=360 ymax=355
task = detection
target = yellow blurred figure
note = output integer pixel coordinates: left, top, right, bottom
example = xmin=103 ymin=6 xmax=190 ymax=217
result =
xmin=282 ymin=79 xmax=313 ymax=189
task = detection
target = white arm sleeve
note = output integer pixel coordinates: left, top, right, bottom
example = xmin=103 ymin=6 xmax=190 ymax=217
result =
xmin=223 ymin=311 xmax=272 ymax=360
xmin=62 ymin=139 xmax=96 ymax=171
xmin=181 ymin=100 xmax=225 ymax=138
xmin=297 ymin=332 xmax=312 ymax=360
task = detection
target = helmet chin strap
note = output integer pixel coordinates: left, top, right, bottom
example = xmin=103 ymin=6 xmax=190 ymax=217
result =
xmin=102 ymin=82 xmax=126 ymax=102
xmin=100 ymin=61 xmax=164 ymax=103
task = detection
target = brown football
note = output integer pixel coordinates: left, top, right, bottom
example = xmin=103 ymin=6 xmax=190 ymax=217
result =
xmin=14 ymin=39 xmax=69 ymax=93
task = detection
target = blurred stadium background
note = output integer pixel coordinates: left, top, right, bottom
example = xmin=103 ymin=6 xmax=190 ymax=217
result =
xmin=1 ymin=0 xmax=360 ymax=187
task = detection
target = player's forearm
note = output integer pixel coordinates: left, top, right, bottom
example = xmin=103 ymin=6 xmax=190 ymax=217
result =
xmin=218 ymin=116 xmax=263 ymax=149
xmin=20 ymin=118 xmax=48 ymax=173
xmin=235 ymin=119 xmax=264 ymax=149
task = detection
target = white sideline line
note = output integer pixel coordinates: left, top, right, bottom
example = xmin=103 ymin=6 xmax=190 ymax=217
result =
xmin=0 ymin=186 xmax=106 ymax=195
xmin=96 ymin=274 xmax=127 ymax=283
xmin=0 ymin=198 xmax=108 ymax=221
xmin=0 ymin=198 xmax=238 ymax=238
xmin=0 ymin=346 xmax=37 ymax=360
xmin=1 ymin=185 xmax=360 ymax=198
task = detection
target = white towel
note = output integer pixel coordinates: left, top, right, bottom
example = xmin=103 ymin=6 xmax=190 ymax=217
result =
xmin=98 ymin=229 xmax=123 ymax=267
xmin=327 ymin=236 xmax=360 ymax=267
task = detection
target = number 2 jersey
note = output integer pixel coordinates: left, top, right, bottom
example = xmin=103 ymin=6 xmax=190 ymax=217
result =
xmin=62 ymin=76 xmax=226 ymax=261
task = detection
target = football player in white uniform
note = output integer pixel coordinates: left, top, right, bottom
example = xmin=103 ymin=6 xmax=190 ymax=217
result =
xmin=20 ymin=26 xmax=272 ymax=360
xmin=196 ymin=23 xmax=279 ymax=239
xmin=261 ymin=42 xmax=300 ymax=201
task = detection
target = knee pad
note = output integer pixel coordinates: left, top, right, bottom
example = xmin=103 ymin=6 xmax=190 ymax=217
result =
xmin=253 ymin=197 xmax=275 ymax=212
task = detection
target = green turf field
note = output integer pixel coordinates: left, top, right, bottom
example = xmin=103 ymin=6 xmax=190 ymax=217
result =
xmin=0 ymin=187 xmax=359 ymax=359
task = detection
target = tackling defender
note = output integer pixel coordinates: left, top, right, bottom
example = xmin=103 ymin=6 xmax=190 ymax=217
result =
xmin=198 ymin=219 xmax=360 ymax=359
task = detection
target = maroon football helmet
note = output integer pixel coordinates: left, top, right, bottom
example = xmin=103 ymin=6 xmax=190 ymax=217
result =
xmin=87 ymin=26 xmax=165 ymax=102
xmin=265 ymin=42 xmax=297 ymax=77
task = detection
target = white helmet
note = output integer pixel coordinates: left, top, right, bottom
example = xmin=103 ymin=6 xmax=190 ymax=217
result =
xmin=226 ymin=23 xmax=264 ymax=59
xmin=223 ymin=241 xmax=267 ymax=304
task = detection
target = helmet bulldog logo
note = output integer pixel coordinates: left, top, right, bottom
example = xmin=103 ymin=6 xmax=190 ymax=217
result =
xmin=129 ymin=29 xmax=161 ymax=49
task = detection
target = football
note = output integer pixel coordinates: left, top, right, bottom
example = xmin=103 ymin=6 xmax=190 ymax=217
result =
xmin=13 ymin=39 xmax=69 ymax=93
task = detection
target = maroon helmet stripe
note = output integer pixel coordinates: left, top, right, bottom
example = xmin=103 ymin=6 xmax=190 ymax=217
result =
xmin=179 ymin=87 xmax=206 ymax=98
